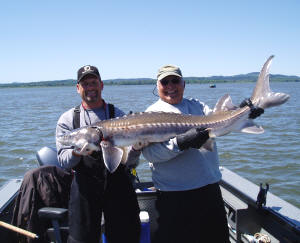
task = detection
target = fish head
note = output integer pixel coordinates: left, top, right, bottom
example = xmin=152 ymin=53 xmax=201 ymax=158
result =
xmin=57 ymin=126 xmax=103 ymax=155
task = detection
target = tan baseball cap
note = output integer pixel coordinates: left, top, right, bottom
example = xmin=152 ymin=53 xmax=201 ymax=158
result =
xmin=157 ymin=65 xmax=182 ymax=82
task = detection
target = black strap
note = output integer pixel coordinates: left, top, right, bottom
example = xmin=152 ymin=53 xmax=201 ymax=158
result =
xmin=73 ymin=103 xmax=114 ymax=129
xmin=108 ymin=103 xmax=115 ymax=118
xmin=73 ymin=105 xmax=81 ymax=129
xmin=240 ymin=98 xmax=255 ymax=109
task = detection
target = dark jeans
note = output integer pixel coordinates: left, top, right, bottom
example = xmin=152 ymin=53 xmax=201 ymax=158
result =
xmin=153 ymin=183 xmax=230 ymax=243
xmin=67 ymin=164 xmax=141 ymax=243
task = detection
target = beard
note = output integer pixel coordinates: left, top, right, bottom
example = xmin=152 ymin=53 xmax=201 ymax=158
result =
xmin=83 ymin=90 xmax=99 ymax=103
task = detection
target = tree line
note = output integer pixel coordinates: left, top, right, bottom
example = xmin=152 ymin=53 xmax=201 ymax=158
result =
xmin=1 ymin=73 xmax=299 ymax=88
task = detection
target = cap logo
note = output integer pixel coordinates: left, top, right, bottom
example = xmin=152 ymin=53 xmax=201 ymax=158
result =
xmin=82 ymin=65 xmax=92 ymax=74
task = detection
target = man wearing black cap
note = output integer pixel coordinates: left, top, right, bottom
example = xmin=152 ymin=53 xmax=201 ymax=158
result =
xmin=56 ymin=65 xmax=140 ymax=243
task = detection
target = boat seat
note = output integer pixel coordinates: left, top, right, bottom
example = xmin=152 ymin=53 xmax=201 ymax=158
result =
xmin=35 ymin=147 xmax=159 ymax=242
xmin=35 ymin=147 xmax=70 ymax=242
xmin=38 ymin=207 xmax=68 ymax=243
xmin=36 ymin=146 xmax=62 ymax=168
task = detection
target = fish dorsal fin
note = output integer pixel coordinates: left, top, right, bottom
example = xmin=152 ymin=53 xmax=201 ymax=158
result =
xmin=213 ymin=94 xmax=236 ymax=113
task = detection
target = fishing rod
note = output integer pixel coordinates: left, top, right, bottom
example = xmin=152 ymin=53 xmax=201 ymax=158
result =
xmin=0 ymin=220 xmax=39 ymax=239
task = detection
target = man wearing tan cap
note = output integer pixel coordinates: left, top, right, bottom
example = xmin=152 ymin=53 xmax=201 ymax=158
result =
xmin=138 ymin=64 xmax=264 ymax=243
xmin=140 ymin=64 xmax=227 ymax=243
xmin=137 ymin=64 xmax=230 ymax=242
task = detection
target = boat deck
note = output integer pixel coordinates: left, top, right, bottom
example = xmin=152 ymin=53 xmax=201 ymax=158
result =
xmin=1 ymin=167 xmax=300 ymax=242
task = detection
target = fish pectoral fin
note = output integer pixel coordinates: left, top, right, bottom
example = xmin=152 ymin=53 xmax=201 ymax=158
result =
xmin=120 ymin=146 xmax=130 ymax=164
xmin=240 ymin=120 xmax=264 ymax=134
xmin=100 ymin=141 xmax=123 ymax=173
xmin=241 ymin=125 xmax=264 ymax=134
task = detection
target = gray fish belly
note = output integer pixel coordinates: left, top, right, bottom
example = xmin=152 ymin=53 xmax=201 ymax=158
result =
xmin=98 ymin=110 xmax=246 ymax=146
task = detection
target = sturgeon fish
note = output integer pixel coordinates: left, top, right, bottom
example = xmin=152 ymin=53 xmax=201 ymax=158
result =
xmin=57 ymin=55 xmax=290 ymax=172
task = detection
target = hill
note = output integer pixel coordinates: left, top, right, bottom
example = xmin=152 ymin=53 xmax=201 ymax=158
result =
xmin=0 ymin=73 xmax=299 ymax=88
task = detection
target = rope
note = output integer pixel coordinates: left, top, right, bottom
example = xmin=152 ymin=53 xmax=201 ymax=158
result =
xmin=254 ymin=233 xmax=271 ymax=243
xmin=242 ymin=231 xmax=271 ymax=242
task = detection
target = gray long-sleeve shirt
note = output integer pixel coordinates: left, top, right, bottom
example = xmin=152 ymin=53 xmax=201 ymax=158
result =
xmin=56 ymin=103 xmax=125 ymax=169
xmin=142 ymin=98 xmax=222 ymax=191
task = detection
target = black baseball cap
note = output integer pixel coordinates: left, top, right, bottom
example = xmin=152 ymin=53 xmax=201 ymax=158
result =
xmin=77 ymin=65 xmax=101 ymax=83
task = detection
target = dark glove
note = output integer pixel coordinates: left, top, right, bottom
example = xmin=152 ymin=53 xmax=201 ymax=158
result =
xmin=176 ymin=127 xmax=209 ymax=151
xmin=239 ymin=98 xmax=264 ymax=119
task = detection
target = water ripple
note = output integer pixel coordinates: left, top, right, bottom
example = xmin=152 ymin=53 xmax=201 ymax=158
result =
xmin=0 ymin=83 xmax=299 ymax=208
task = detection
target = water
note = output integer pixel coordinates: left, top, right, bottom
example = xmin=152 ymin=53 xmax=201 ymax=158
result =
xmin=0 ymin=83 xmax=299 ymax=208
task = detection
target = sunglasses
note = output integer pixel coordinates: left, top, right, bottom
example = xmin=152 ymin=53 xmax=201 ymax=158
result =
xmin=160 ymin=78 xmax=182 ymax=86
xmin=79 ymin=80 xmax=100 ymax=88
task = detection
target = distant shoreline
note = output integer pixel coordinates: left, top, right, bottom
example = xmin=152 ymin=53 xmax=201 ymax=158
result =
xmin=1 ymin=73 xmax=299 ymax=88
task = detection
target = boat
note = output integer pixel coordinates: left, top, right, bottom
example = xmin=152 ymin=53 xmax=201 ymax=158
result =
xmin=1 ymin=146 xmax=300 ymax=243
xmin=209 ymin=84 xmax=216 ymax=88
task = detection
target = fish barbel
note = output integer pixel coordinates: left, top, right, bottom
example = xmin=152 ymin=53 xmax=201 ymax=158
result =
xmin=57 ymin=55 xmax=290 ymax=172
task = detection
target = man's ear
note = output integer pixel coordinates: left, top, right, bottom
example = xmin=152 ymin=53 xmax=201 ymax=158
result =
xmin=76 ymin=83 xmax=80 ymax=94
xmin=100 ymin=81 xmax=104 ymax=90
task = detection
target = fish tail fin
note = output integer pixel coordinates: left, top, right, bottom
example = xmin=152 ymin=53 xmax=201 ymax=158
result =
xmin=251 ymin=55 xmax=290 ymax=109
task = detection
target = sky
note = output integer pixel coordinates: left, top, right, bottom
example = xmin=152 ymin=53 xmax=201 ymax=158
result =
xmin=1 ymin=0 xmax=299 ymax=83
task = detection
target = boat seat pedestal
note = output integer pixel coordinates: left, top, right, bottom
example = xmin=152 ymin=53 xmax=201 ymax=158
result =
xmin=38 ymin=207 xmax=68 ymax=243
